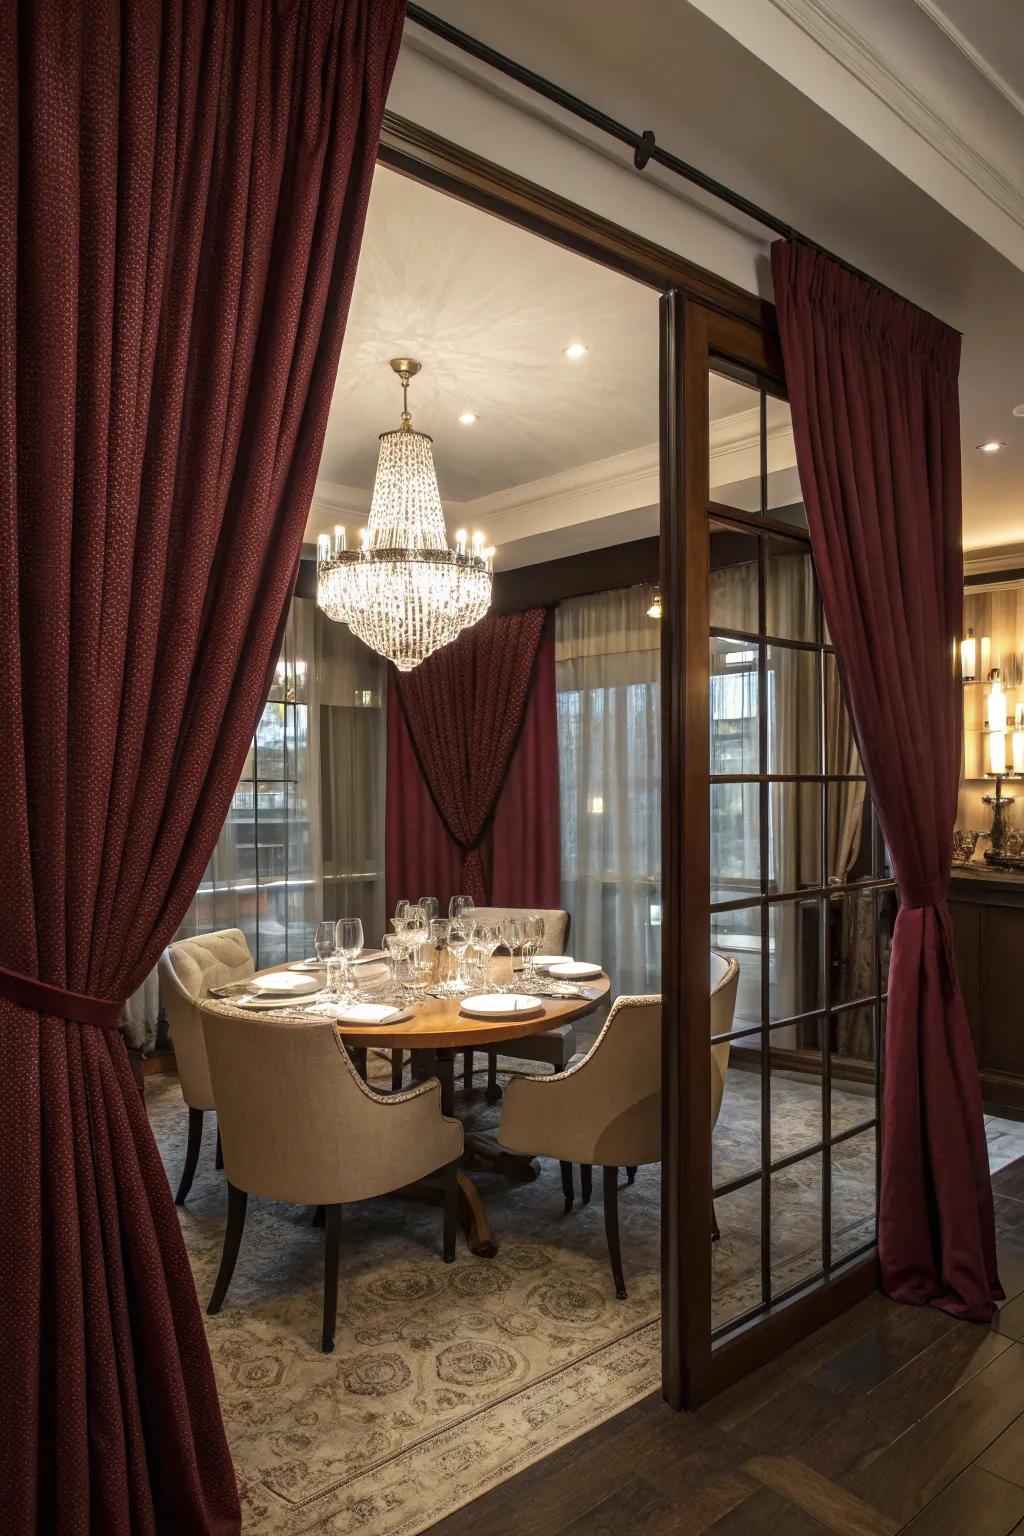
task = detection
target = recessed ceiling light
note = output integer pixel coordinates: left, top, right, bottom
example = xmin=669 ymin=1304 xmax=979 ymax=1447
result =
xmin=457 ymin=411 xmax=479 ymax=426
xmin=978 ymin=441 xmax=1004 ymax=453
xmin=1013 ymin=404 xmax=1024 ymax=418
xmin=563 ymin=342 xmax=588 ymax=360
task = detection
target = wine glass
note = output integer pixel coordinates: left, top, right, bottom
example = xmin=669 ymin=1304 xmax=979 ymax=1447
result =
xmin=522 ymin=913 xmax=545 ymax=986
xmin=447 ymin=915 xmax=474 ymax=995
xmin=383 ymin=931 xmax=409 ymax=1001
xmin=314 ymin=921 xmax=336 ymax=966
xmin=393 ymin=899 xmax=412 ymax=928
xmin=475 ymin=922 xmax=500 ymax=990
xmin=335 ymin=917 xmax=364 ymax=1000
xmin=418 ymin=896 xmax=439 ymax=926
xmin=430 ymin=918 xmax=452 ymax=993
xmin=500 ymin=917 xmax=522 ymax=991
xmin=449 ymin=894 xmax=474 ymax=921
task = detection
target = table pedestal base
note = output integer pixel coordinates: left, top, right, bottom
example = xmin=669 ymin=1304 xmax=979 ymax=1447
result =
xmin=392 ymin=1170 xmax=497 ymax=1259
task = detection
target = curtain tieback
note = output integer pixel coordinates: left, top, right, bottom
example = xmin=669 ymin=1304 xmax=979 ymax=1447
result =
xmin=900 ymin=877 xmax=949 ymax=909
xmin=0 ymin=965 xmax=123 ymax=1029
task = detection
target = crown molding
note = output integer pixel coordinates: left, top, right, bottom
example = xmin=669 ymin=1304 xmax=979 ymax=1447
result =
xmin=964 ymin=542 xmax=1024 ymax=576
xmin=913 ymin=0 xmax=1024 ymax=123
xmin=767 ymin=0 xmax=1024 ymax=233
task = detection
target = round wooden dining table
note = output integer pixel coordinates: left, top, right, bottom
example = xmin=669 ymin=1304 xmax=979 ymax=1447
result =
xmin=210 ymin=959 xmax=609 ymax=1258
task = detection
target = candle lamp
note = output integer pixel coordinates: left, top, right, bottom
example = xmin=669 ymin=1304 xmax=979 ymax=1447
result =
xmin=984 ymin=717 xmax=1016 ymax=859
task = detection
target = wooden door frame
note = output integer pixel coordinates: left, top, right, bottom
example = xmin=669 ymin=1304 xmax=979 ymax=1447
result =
xmin=375 ymin=111 xmax=877 ymax=1409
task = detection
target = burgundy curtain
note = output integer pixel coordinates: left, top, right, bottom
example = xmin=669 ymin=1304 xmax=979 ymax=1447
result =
xmin=771 ymin=240 xmax=1001 ymax=1322
xmin=0 ymin=4 xmax=403 ymax=1531
xmin=387 ymin=620 xmax=560 ymax=912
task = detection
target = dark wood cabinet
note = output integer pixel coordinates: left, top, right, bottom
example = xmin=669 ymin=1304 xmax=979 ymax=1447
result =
xmin=950 ymin=869 xmax=1024 ymax=1116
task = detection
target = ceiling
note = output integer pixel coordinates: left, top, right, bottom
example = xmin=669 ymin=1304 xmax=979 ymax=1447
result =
xmin=393 ymin=0 xmax=1024 ymax=555
xmin=308 ymin=167 xmax=798 ymax=568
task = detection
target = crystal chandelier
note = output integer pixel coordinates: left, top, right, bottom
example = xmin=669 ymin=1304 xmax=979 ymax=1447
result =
xmin=316 ymin=358 xmax=493 ymax=670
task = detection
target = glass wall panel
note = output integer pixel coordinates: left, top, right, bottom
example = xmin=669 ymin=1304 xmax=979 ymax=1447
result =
xmin=710 ymin=638 xmax=761 ymax=773
xmin=767 ymin=646 xmax=820 ymax=775
xmin=711 ymin=906 xmax=761 ymax=1035
xmin=832 ymin=1130 xmax=878 ymax=1262
xmin=768 ymin=782 xmax=823 ymax=894
xmin=712 ymin=1179 xmax=764 ymax=1332
xmin=765 ymin=540 xmax=816 ymax=642
xmin=710 ymin=523 xmax=759 ymax=633
xmin=768 ymin=897 xmax=823 ymax=1021
xmin=770 ymin=1153 xmax=823 ymax=1296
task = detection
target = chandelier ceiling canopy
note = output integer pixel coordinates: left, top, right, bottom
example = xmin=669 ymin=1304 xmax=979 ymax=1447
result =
xmin=316 ymin=359 xmax=493 ymax=670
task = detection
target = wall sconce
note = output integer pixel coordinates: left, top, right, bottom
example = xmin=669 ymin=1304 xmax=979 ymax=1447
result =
xmin=587 ymin=795 xmax=605 ymax=815
xmin=961 ymin=628 xmax=976 ymax=682
xmin=647 ymin=590 xmax=663 ymax=620
xmin=988 ymin=668 xmax=1007 ymax=733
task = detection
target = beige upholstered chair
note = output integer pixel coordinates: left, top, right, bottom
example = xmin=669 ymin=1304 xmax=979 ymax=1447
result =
xmin=158 ymin=928 xmax=254 ymax=1204
xmin=498 ymin=953 xmax=740 ymax=1299
xmin=202 ymin=1008 xmax=463 ymax=1353
xmin=462 ymin=906 xmax=572 ymax=1103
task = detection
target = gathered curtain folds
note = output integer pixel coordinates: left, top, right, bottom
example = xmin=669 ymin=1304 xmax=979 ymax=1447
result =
xmin=386 ymin=618 xmax=560 ymax=913
xmin=0 ymin=2 xmax=404 ymax=1531
xmin=555 ymin=584 xmax=661 ymax=996
xmin=772 ymin=239 xmax=1001 ymax=1321
xmin=390 ymin=609 xmax=551 ymax=906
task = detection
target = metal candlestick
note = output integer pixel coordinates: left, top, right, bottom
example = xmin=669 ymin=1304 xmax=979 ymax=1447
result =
xmin=983 ymin=773 xmax=1016 ymax=859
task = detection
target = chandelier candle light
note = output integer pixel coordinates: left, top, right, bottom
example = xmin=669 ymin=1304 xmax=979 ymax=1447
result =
xmin=316 ymin=359 xmax=492 ymax=669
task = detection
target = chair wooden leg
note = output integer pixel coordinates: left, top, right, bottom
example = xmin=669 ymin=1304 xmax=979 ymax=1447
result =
xmin=207 ymin=1182 xmax=248 ymax=1314
xmin=580 ymin=1163 xmax=592 ymax=1205
xmin=560 ymin=1160 xmax=574 ymax=1213
xmin=391 ymin=1050 xmax=404 ymax=1091
xmin=626 ymin=1165 xmax=637 ymax=1185
xmin=442 ymin=1158 xmax=458 ymax=1263
xmin=462 ymin=1048 xmax=473 ymax=1090
xmin=603 ymin=1166 xmax=627 ymax=1300
xmin=484 ymin=1050 xmax=502 ymax=1105
xmin=322 ymin=1204 xmax=342 ymax=1353
xmin=312 ymin=1204 xmax=326 ymax=1227
xmin=350 ymin=1046 xmax=367 ymax=1081
xmin=175 ymin=1107 xmax=204 ymax=1205
xmin=215 ymin=1129 xmax=223 ymax=1171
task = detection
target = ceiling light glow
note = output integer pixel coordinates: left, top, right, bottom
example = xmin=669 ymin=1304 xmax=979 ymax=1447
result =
xmin=563 ymin=342 xmax=588 ymax=360
xmin=978 ymin=441 xmax=1004 ymax=453
xmin=457 ymin=411 xmax=479 ymax=426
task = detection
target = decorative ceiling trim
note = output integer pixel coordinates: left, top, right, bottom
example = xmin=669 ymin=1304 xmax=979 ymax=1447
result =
xmin=964 ymin=542 xmax=1024 ymax=575
xmin=913 ymin=0 xmax=1024 ymax=123
xmin=767 ymin=0 xmax=1024 ymax=232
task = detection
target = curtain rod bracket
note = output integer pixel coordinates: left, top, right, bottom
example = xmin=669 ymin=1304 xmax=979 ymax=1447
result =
xmin=633 ymin=130 xmax=656 ymax=171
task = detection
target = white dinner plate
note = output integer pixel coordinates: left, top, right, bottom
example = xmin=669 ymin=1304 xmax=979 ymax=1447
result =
xmin=546 ymin=961 xmax=603 ymax=981
xmin=460 ymin=993 xmax=544 ymax=1020
xmin=234 ymin=993 xmax=322 ymax=1011
xmin=534 ymin=953 xmax=570 ymax=971
xmin=290 ymin=959 xmax=326 ymax=973
xmin=353 ymin=949 xmax=387 ymax=965
xmin=335 ymin=1002 xmax=408 ymax=1026
xmin=250 ymin=972 xmax=323 ymax=997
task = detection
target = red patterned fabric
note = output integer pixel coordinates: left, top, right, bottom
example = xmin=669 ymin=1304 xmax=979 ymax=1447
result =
xmin=387 ymin=622 xmax=559 ymax=910
xmin=0 ymin=3 xmax=403 ymax=1530
xmin=772 ymin=241 xmax=1001 ymax=1322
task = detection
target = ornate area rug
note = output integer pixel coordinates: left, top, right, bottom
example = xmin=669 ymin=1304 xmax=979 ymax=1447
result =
xmin=149 ymin=1060 xmax=875 ymax=1533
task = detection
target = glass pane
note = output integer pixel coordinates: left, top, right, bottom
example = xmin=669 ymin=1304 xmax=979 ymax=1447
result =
xmin=829 ymin=788 xmax=871 ymax=883
xmin=767 ymin=646 xmax=820 ymax=775
xmin=771 ymin=1017 xmax=823 ymax=1160
xmin=254 ymin=700 xmax=287 ymax=781
xmin=771 ymin=1153 xmax=823 ymax=1297
xmin=710 ymin=638 xmax=760 ymax=773
xmin=711 ymin=781 xmax=760 ymax=903
xmin=768 ymin=781 xmax=822 ymax=894
xmin=830 ymin=1004 xmax=876 ymax=1086
xmin=712 ymin=1178 xmax=764 ymax=1329
xmin=764 ymin=540 xmax=816 ymax=642
xmin=710 ymin=370 xmax=762 ymax=514
xmin=765 ymin=396 xmax=806 ymax=526
xmin=824 ymin=652 xmax=863 ymax=777
xmin=711 ymin=907 xmax=761 ymax=1035
xmin=831 ymin=889 xmax=876 ymax=1005
xmin=832 ymin=1130 xmax=877 ymax=1262
xmin=710 ymin=523 xmax=758 ymax=633
xmin=879 ymin=887 xmax=898 ymax=993
xmin=769 ymin=897 xmax=822 ymax=1021
xmin=714 ymin=1047 xmax=761 ymax=1188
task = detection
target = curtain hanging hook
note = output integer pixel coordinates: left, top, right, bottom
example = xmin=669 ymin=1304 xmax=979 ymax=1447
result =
xmin=634 ymin=130 xmax=656 ymax=171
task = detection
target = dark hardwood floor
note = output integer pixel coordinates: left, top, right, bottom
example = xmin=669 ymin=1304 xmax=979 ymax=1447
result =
xmin=431 ymin=1157 xmax=1024 ymax=1536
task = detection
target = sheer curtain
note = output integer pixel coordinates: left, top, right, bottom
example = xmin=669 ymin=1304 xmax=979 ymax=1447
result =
xmin=176 ymin=598 xmax=321 ymax=968
xmin=318 ymin=610 xmax=387 ymax=944
xmin=556 ymin=584 xmax=661 ymax=995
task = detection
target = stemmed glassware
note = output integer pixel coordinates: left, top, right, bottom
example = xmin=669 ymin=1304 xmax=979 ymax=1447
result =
xmin=314 ymin=921 xmax=335 ymax=964
xmin=499 ymin=917 xmax=522 ymax=992
xmin=449 ymin=894 xmax=474 ymax=922
xmin=334 ymin=917 xmax=363 ymax=1002
xmin=447 ymin=913 xmax=475 ymax=995
xmin=418 ymin=896 xmax=439 ymax=925
xmin=474 ymin=922 xmax=500 ymax=991
xmin=521 ymin=913 xmax=545 ymax=988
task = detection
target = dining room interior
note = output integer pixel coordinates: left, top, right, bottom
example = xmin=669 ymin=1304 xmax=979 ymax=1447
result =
xmin=136 ymin=153 xmax=906 ymax=1529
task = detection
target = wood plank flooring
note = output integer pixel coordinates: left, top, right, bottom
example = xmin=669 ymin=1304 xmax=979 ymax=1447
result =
xmin=430 ymin=1157 xmax=1024 ymax=1536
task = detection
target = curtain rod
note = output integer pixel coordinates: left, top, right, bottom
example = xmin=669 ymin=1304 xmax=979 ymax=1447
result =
xmin=404 ymin=3 xmax=945 ymax=324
